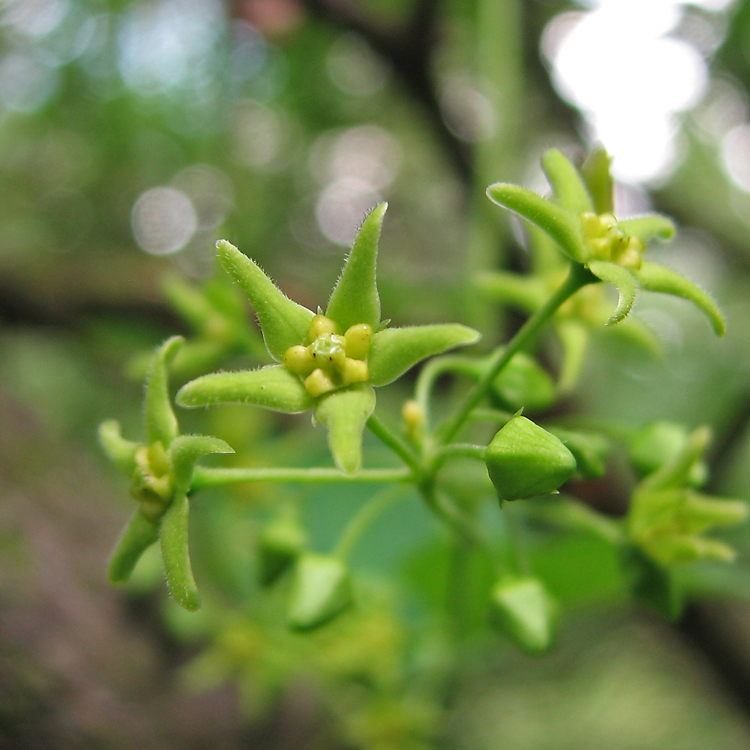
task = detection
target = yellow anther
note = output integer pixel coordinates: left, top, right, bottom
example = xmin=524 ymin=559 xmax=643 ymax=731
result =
xmin=402 ymin=400 xmax=423 ymax=430
xmin=307 ymin=314 xmax=340 ymax=342
xmin=344 ymin=323 xmax=373 ymax=360
xmin=283 ymin=345 xmax=315 ymax=377
xmin=304 ymin=368 xmax=336 ymax=398
xmin=341 ymin=357 xmax=369 ymax=386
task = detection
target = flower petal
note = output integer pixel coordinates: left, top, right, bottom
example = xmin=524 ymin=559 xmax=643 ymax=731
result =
xmin=98 ymin=420 xmax=139 ymax=475
xmin=314 ymin=384 xmax=376 ymax=473
xmin=177 ymin=364 xmax=314 ymax=413
xmin=326 ymin=203 xmax=386 ymax=331
xmin=618 ymin=215 xmax=675 ymax=245
xmin=160 ymin=494 xmax=200 ymax=611
xmin=217 ymin=240 xmax=314 ymax=360
xmin=587 ymin=260 xmax=638 ymax=325
xmin=486 ymin=183 xmax=588 ymax=263
xmin=541 ymin=149 xmax=594 ymax=214
xmin=581 ymin=146 xmax=614 ymax=214
xmin=368 ymin=324 xmax=480 ymax=386
xmin=108 ymin=509 xmax=159 ymax=584
xmin=168 ymin=434 xmax=234 ymax=496
xmin=145 ymin=336 xmax=183 ymax=446
xmin=633 ymin=261 xmax=725 ymax=336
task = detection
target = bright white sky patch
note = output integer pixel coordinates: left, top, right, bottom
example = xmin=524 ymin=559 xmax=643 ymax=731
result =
xmin=544 ymin=0 xmax=726 ymax=184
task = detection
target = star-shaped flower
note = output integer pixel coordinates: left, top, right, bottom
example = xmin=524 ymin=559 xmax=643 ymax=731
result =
xmin=485 ymin=148 xmax=726 ymax=344
xmin=176 ymin=204 xmax=480 ymax=473
xmin=99 ymin=336 xmax=233 ymax=610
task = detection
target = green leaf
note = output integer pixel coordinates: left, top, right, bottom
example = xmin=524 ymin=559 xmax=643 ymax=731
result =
xmin=490 ymin=577 xmax=559 ymax=653
xmin=485 ymin=416 xmax=576 ymax=501
xmin=145 ymin=336 xmax=183 ymax=446
xmin=314 ymin=384 xmax=376 ymax=473
xmin=216 ymin=240 xmax=315 ymax=360
xmin=108 ymin=509 xmax=159 ymax=584
xmin=541 ymin=149 xmax=594 ymax=214
xmin=633 ymin=261 xmax=725 ymax=336
xmin=368 ymin=324 xmax=480 ymax=386
xmin=618 ymin=215 xmax=676 ymax=245
xmin=177 ymin=365 xmax=314 ymax=413
xmin=287 ymin=553 xmax=353 ymax=631
xmin=581 ymin=147 xmax=614 ymax=214
xmin=486 ymin=183 xmax=588 ymax=263
xmin=168 ymin=434 xmax=234 ymax=496
xmin=160 ymin=495 xmax=200 ymax=611
xmin=326 ymin=203 xmax=385 ymax=331
xmin=587 ymin=260 xmax=638 ymax=325
xmin=98 ymin=420 xmax=139 ymax=475
xmin=475 ymin=271 xmax=547 ymax=314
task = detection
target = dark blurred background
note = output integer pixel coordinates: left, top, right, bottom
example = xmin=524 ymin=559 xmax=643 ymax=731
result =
xmin=7 ymin=0 xmax=750 ymax=747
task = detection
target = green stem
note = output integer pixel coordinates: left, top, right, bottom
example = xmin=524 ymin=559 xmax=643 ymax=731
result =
xmin=415 ymin=355 xmax=478 ymax=429
xmin=434 ymin=443 xmax=487 ymax=465
xmin=190 ymin=466 xmax=412 ymax=491
xmin=366 ymin=414 xmax=422 ymax=474
xmin=334 ymin=486 xmax=409 ymax=560
xmin=437 ymin=263 xmax=595 ymax=445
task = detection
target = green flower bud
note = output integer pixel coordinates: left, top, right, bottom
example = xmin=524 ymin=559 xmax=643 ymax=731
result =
xmin=344 ymin=323 xmax=373 ymax=360
xmin=258 ymin=515 xmax=307 ymax=587
xmin=485 ymin=416 xmax=576 ymax=501
xmin=490 ymin=577 xmax=559 ymax=653
xmin=307 ymin=313 xmax=341 ymax=341
xmin=287 ymin=553 xmax=353 ymax=631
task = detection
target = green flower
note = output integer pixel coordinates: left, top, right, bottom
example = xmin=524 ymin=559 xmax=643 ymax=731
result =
xmin=176 ymin=204 xmax=480 ymax=473
xmin=99 ymin=336 xmax=233 ymax=611
xmin=484 ymin=148 xmax=726 ymax=346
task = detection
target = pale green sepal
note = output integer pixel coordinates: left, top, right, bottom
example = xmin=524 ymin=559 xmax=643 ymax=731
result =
xmin=145 ymin=336 xmax=183 ymax=446
xmin=368 ymin=324 xmax=480 ymax=386
xmin=177 ymin=365 xmax=314 ymax=413
xmin=160 ymin=494 xmax=201 ymax=611
xmin=475 ymin=271 xmax=547 ymax=314
xmin=98 ymin=420 xmax=139 ymax=475
xmin=541 ymin=149 xmax=594 ymax=214
xmin=315 ymin=384 xmax=376 ymax=473
xmin=326 ymin=203 xmax=386 ymax=331
xmin=555 ymin=319 xmax=589 ymax=393
xmin=633 ymin=261 xmax=725 ymax=337
xmin=216 ymin=240 xmax=315 ymax=360
xmin=108 ymin=508 xmax=159 ymax=584
xmin=587 ymin=260 xmax=638 ymax=325
xmin=287 ymin=553 xmax=353 ymax=631
xmin=581 ymin=147 xmax=614 ymax=214
xmin=486 ymin=183 xmax=588 ymax=263
xmin=490 ymin=577 xmax=559 ymax=653
xmin=618 ymin=215 xmax=676 ymax=245
xmin=168 ymin=435 xmax=234 ymax=496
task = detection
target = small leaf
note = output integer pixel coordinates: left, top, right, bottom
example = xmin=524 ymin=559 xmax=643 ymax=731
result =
xmin=168 ymin=434 xmax=234 ymax=496
xmin=145 ymin=336 xmax=183 ymax=447
xmin=485 ymin=416 xmax=576 ymax=501
xmin=486 ymin=183 xmax=589 ymax=263
xmin=217 ymin=240 xmax=315 ymax=360
xmin=314 ymin=384 xmax=376 ymax=473
xmin=475 ymin=271 xmax=547 ymax=313
xmin=108 ymin=509 xmax=159 ymax=584
xmin=633 ymin=261 xmax=725 ymax=336
xmin=177 ymin=365 xmax=314 ymax=413
xmin=541 ymin=149 xmax=594 ymax=215
xmin=326 ymin=203 xmax=386 ymax=331
xmin=618 ymin=215 xmax=675 ymax=245
xmin=587 ymin=260 xmax=638 ymax=325
xmin=490 ymin=577 xmax=559 ymax=653
xmin=368 ymin=324 xmax=480 ymax=387
xmin=98 ymin=420 xmax=139 ymax=475
xmin=581 ymin=146 xmax=614 ymax=214
xmin=287 ymin=553 xmax=353 ymax=631
xmin=160 ymin=495 xmax=200 ymax=611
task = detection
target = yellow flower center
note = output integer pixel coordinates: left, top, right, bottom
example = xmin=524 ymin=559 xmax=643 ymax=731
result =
xmin=131 ymin=441 xmax=174 ymax=521
xmin=581 ymin=212 xmax=644 ymax=269
xmin=283 ymin=314 xmax=372 ymax=397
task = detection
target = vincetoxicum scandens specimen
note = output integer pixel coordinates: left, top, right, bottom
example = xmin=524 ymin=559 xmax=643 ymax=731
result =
xmin=99 ymin=336 xmax=233 ymax=610
xmin=176 ymin=203 xmax=480 ymax=473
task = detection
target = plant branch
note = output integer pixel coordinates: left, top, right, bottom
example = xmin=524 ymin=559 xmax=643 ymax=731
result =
xmin=367 ymin=413 xmax=422 ymax=474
